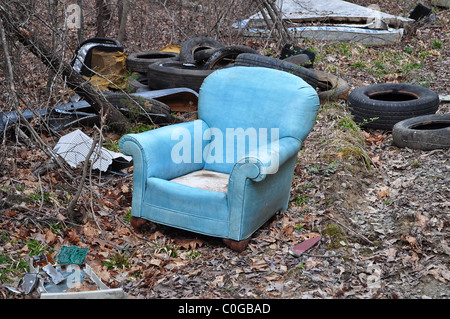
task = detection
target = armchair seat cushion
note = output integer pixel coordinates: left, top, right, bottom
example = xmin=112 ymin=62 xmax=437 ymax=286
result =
xmin=170 ymin=169 xmax=229 ymax=193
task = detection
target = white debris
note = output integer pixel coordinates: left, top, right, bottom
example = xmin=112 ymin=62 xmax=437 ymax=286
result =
xmin=235 ymin=0 xmax=414 ymax=45
xmin=53 ymin=129 xmax=131 ymax=172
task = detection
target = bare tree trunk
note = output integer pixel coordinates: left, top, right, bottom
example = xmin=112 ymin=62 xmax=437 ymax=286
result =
xmin=96 ymin=0 xmax=105 ymax=37
xmin=96 ymin=0 xmax=112 ymax=37
xmin=46 ymin=0 xmax=59 ymax=102
xmin=117 ymin=0 xmax=129 ymax=43
xmin=77 ymin=0 xmax=84 ymax=42
xmin=0 ymin=5 xmax=130 ymax=133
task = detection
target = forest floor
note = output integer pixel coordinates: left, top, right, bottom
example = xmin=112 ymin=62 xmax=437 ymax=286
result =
xmin=0 ymin=0 xmax=448 ymax=300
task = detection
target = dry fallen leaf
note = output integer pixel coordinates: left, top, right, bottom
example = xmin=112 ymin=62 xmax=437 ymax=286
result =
xmin=5 ymin=210 xmax=19 ymax=217
xmin=371 ymin=155 xmax=382 ymax=167
xmin=45 ymin=228 xmax=57 ymax=245
xmin=298 ymin=232 xmax=321 ymax=240
xmin=116 ymin=227 xmax=131 ymax=236
xmin=149 ymin=258 xmax=162 ymax=267
xmin=212 ymin=275 xmax=224 ymax=287
xmin=174 ymin=238 xmax=204 ymax=250
xmin=66 ymin=228 xmax=80 ymax=244
xmin=56 ymin=213 xmax=67 ymax=220
xmin=401 ymin=235 xmax=422 ymax=253
xmin=150 ymin=231 xmax=165 ymax=241
xmin=425 ymin=265 xmax=450 ymax=283
xmin=282 ymin=225 xmax=295 ymax=236
xmin=83 ymin=225 xmax=98 ymax=240
xmin=415 ymin=213 xmax=429 ymax=230
xmin=251 ymin=258 xmax=269 ymax=271
xmin=377 ymin=188 xmax=390 ymax=200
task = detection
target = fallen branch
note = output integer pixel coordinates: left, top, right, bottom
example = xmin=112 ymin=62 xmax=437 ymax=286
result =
xmin=0 ymin=14 xmax=73 ymax=178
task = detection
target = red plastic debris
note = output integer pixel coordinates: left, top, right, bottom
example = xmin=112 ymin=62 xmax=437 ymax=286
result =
xmin=289 ymin=235 xmax=321 ymax=257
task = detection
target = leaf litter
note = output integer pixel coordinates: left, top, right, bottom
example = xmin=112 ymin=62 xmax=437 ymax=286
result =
xmin=0 ymin=0 xmax=449 ymax=299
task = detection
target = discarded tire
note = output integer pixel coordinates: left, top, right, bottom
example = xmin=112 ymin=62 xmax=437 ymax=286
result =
xmin=72 ymin=37 xmax=123 ymax=77
xmin=203 ymin=45 xmax=259 ymax=70
xmin=179 ymin=37 xmax=225 ymax=64
xmin=193 ymin=48 xmax=216 ymax=64
xmin=283 ymin=54 xmax=314 ymax=68
xmin=392 ymin=114 xmax=450 ymax=150
xmin=126 ymin=51 xmax=179 ymax=74
xmin=147 ymin=61 xmax=214 ymax=92
xmin=105 ymin=92 xmax=173 ymax=124
xmin=348 ymin=83 xmax=440 ymax=130
xmin=314 ymin=70 xmax=350 ymax=102
xmin=234 ymin=53 xmax=319 ymax=88
xmin=126 ymin=74 xmax=150 ymax=92
xmin=280 ymin=43 xmax=316 ymax=64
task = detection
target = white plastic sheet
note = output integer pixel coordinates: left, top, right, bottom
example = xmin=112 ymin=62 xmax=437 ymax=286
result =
xmin=53 ymin=129 xmax=131 ymax=172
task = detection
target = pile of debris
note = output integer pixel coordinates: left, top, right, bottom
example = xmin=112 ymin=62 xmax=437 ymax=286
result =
xmin=1 ymin=34 xmax=349 ymax=135
xmin=125 ymin=36 xmax=349 ymax=102
xmin=8 ymin=246 xmax=127 ymax=299
xmin=234 ymin=0 xmax=440 ymax=46
xmin=2 ymin=0 xmax=447 ymax=174
xmin=0 ymin=34 xmax=350 ymax=177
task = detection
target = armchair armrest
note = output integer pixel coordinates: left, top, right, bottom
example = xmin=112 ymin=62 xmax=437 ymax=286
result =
xmin=229 ymin=136 xmax=302 ymax=183
xmin=119 ymin=119 xmax=208 ymax=180
xmin=227 ymin=136 xmax=301 ymax=207
xmin=226 ymin=136 xmax=302 ymax=240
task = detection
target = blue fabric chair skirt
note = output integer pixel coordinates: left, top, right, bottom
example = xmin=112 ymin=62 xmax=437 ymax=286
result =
xmin=143 ymin=177 xmax=229 ymax=237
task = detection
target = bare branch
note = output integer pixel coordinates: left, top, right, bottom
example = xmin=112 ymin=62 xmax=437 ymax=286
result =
xmin=254 ymin=0 xmax=293 ymax=47
xmin=0 ymin=3 xmax=131 ymax=133
xmin=67 ymin=134 xmax=99 ymax=219
xmin=0 ymin=14 xmax=71 ymax=177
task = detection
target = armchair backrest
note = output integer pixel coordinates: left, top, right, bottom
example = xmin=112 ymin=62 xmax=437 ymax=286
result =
xmin=198 ymin=66 xmax=319 ymax=174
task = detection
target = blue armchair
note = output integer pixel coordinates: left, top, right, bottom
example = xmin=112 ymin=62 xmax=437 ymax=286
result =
xmin=119 ymin=66 xmax=319 ymax=251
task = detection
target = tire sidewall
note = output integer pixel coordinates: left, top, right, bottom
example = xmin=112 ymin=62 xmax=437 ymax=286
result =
xmin=348 ymin=83 xmax=440 ymax=129
xmin=349 ymin=83 xmax=439 ymax=112
xmin=392 ymin=114 xmax=450 ymax=150
xmin=147 ymin=61 xmax=214 ymax=92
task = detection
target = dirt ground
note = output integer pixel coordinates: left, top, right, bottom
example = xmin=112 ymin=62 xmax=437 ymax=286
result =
xmin=0 ymin=0 xmax=448 ymax=300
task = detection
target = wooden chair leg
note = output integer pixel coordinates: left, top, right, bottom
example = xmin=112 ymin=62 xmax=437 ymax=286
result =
xmin=130 ymin=216 xmax=148 ymax=232
xmin=222 ymin=238 xmax=251 ymax=252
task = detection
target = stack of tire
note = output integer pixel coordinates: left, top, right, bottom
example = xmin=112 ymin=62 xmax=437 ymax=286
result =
xmin=113 ymin=49 xmax=181 ymax=124
xmin=125 ymin=50 xmax=180 ymax=92
xmin=348 ymin=83 xmax=449 ymax=150
xmin=146 ymin=37 xmax=230 ymax=92
xmin=125 ymin=37 xmax=253 ymax=92
xmin=125 ymin=37 xmax=330 ymax=94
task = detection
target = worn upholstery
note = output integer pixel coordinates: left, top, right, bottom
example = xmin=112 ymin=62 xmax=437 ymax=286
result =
xmin=119 ymin=66 xmax=319 ymax=241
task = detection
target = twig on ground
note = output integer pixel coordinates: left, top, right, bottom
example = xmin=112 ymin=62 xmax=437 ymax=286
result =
xmin=324 ymin=214 xmax=379 ymax=247
xmin=67 ymin=135 xmax=99 ymax=219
